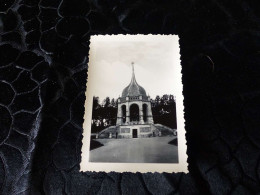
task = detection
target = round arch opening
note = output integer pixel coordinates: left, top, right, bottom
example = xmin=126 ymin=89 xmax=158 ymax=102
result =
xmin=130 ymin=104 xmax=139 ymax=122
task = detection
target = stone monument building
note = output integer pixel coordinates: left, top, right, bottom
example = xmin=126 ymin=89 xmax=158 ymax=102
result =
xmin=116 ymin=63 xmax=158 ymax=138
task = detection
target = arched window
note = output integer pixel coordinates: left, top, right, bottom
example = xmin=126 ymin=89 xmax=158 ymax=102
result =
xmin=143 ymin=104 xmax=148 ymax=122
xmin=130 ymin=104 xmax=139 ymax=122
xmin=121 ymin=105 xmax=126 ymax=123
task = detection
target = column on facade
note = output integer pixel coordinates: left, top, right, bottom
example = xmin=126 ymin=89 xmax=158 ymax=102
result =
xmin=139 ymin=102 xmax=144 ymax=124
xmin=116 ymin=103 xmax=122 ymax=125
xmin=147 ymin=102 xmax=154 ymax=124
xmin=126 ymin=102 xmax=130 ymax=123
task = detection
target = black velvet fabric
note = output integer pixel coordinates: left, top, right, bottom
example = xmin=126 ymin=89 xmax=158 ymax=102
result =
xmin=0 ymin=0 xmax=260 ymax=194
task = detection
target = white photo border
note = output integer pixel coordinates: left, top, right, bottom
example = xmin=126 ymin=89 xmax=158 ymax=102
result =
xmin=80 ymin=34 xmax=188 ymax=173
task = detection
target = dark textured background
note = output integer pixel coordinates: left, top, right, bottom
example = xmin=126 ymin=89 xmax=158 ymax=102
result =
xmin=0 ymin=0 xmax=260 ymax=194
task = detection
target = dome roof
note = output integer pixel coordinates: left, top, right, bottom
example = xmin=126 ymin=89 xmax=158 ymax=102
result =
xmin=121 ymin=63 xmax=147 ymax=98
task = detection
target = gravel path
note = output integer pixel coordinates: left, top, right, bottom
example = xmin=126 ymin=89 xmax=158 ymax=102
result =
xmin=89 ymin=137 xmax=178 ymax=163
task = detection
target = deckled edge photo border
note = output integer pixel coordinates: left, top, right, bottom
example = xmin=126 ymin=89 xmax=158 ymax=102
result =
xmin=80 ymin=34 xmax=188 ymax=173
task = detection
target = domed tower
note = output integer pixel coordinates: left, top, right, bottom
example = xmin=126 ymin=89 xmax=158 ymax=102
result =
xmin=116 ymin=63 xmax=155 ymax=138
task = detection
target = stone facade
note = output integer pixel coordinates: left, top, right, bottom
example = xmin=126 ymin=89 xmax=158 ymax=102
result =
xmin=117 ymin=124 xmax=160 ymax=138
xmin=116 ymin=97 xmax=154 ymax=126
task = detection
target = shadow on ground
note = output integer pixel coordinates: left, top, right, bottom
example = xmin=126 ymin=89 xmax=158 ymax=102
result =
xmin=168 ymin=138 xmax=178 ymax=146
xmin=90 ymin=139 xmax=104 ymax=150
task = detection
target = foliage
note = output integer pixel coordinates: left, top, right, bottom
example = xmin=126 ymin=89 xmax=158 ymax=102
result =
xmin=151 ymin=94 xmax=177 ymax=129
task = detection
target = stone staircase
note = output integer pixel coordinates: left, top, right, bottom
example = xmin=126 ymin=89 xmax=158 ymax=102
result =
xmin=97 ymin=124 xmax=176 ymax=139
xmin=98 ymin=126 xmax=117 ymax=138
xmin=153 ymin=124 xmax=177 ymax=136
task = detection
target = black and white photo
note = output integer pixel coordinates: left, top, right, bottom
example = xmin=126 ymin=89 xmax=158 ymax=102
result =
xmin=81 ymin=35 xmax=187 ymax=173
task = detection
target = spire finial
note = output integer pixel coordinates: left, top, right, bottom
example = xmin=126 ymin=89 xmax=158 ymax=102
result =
xmin=130 ymin=62 xmax=137 ymax=83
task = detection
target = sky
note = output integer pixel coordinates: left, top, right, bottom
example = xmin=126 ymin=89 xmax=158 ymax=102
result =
xmin=87 ymin=35 xmax=181 ymax=101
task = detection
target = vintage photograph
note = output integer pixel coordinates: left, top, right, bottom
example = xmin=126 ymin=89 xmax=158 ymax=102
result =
xmin=81 ymin=35 xmax=188 ymax=173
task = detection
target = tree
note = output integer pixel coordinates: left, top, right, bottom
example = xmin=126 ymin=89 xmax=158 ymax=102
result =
xmin=93 ymin=96 xmax=100 ymax=109
xmin=162 ymin=94 xmax=169 ymax=101
xmin=111 ymin=98 xmax=116 ymax=107
xmin=152 ymin=94 xmax=177 ymax=129
xmin=155 ymin=95 xmax=160 ymax=106
xmin=160 ymin=97 xmax=165 ymax=105
xmin=103 ymin=97 xmax=110 ymax=108
xmin=169 ymin=95 xmax=175 ymax=103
